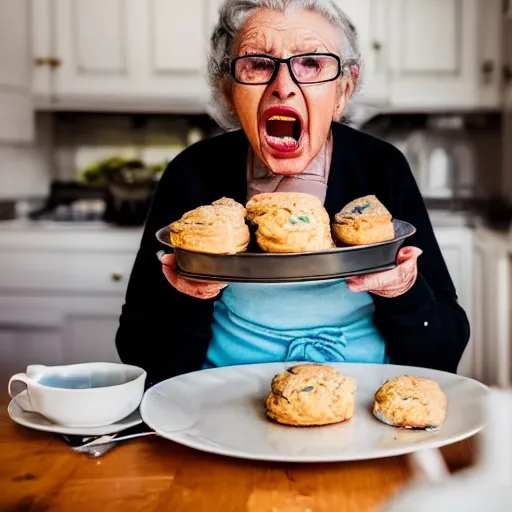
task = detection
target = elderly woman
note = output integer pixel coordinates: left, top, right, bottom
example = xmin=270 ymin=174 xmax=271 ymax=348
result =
xmin=116 ymin=0 xmax=469 ymax=386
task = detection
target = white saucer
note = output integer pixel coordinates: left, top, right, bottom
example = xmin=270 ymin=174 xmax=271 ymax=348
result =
xmin=8 ymin=395 xmax=142 ymax=436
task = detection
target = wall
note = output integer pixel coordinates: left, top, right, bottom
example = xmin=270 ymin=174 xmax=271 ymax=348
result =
xmin=0 ymin=113 xmax=53 ymax=200
xmin=50 ymin=112 xmax=217 ymax=182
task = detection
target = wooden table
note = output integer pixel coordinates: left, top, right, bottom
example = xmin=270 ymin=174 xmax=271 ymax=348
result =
xmin=0 ymin=397 xmax=474 ymax=512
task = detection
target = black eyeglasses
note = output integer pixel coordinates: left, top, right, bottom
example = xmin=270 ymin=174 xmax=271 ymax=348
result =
xmin=231 ymin=52 xmax=348 ymax=86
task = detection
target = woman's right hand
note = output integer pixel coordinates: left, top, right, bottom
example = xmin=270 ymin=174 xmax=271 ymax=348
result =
xmin=159 ymin=253 xmax=227 ymax=300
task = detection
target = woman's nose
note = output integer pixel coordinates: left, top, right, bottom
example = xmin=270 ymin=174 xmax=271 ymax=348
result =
xmin=270 ymin=64 xmax=297 ymax=99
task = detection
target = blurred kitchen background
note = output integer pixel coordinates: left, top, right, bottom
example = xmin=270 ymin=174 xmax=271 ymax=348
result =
xmin=0 ymin=0 xmax=511 ymax=385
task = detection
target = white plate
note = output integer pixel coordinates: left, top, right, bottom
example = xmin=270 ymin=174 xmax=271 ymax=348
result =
xmin=140 ymin=362 xmax=488 ymax=463
xmin=8 ymin=393 xmax=142 ymax=436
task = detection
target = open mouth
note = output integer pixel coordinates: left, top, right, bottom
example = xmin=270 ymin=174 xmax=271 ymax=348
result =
xmin=263 ymin=109 xmax=303 ymax=153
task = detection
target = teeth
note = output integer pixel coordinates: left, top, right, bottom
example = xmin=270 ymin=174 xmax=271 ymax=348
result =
xmin=268 ymin=135 xmax=298 ymax=147
xmin=268 ymin=115 xmax=297 ymax=122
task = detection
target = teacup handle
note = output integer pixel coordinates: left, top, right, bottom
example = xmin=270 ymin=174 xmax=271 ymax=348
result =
xmin=8 ymin=374 xmax=34 ymax=412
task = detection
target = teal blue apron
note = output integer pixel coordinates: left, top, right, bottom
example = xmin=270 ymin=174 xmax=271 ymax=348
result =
xmin=204 ymin=279 xmax=388 ymax=368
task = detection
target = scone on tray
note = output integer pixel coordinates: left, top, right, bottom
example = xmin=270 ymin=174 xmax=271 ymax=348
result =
xmin=170 ymin=197 xmax=250 ymax=255
xmin=246 ymin=192 xmax=335 ymax=253
xmin=332 ymin=195 xmax=395 ymax=246
xmin=265 ymin=363 xmax=356 ymax=427
xmin=372 ymin=375 xmax=447 ymax=430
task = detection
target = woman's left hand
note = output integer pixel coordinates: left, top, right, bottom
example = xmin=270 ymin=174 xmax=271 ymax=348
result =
xmin=346 ymin=246 xmax=422 ymax=298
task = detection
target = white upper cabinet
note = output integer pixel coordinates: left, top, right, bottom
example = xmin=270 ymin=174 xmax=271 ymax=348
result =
xmin=334 ymin=0 xmax=389 ymax=105
xmin=37 ymin=0 xmax=215 ymax=112
xmin=133 ymin=0 xmax=211 ymax=108
xmin=30 ymin=0 xmax=504 ymax=112
xmin=387 ymin=0 xmax=502 ymax=109
xmin=0 ymin=0 xmax=34 ymax=141
xmin=51 ymin=0 xmax=132 ymax=107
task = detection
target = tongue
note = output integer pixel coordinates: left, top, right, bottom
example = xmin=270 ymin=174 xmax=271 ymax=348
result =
xmin=267 ymin=120 xmax=295 ymax=139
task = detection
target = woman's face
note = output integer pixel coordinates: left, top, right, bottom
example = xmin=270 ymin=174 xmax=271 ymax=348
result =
xmin=229 ymin=8 xmax=351 ymax=175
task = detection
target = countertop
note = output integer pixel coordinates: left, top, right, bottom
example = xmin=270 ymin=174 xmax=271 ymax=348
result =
xmin=0 ymin=220 xmax=144 ymax=252
xmin=0 ymin=210 xmax=491 ymax=256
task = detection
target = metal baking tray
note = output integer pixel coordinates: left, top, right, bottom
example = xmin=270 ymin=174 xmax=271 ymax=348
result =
xmin=156 ymin=219 xmax=416 ymax=283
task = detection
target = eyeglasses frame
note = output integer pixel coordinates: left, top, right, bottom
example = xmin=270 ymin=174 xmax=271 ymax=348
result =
xmin=230 ymin=52 xmax=353 ymax=86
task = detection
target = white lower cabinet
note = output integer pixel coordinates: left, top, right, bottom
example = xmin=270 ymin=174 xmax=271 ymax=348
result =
xmin=0 ymin=224 xmax=479 ymax=380
xmin=472 ymin=229 xmax=512 ymax=387
xmin=434 ymin=226 xmax=474 ymax=378
xmin=0 ymin=294 xmax=125 ymax=378
xmin=0 ymin=225 xmax=141 ymax=378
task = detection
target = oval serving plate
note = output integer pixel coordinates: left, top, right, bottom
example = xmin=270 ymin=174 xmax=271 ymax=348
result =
xmin=155 ymin=219 xmax=416 ymax=283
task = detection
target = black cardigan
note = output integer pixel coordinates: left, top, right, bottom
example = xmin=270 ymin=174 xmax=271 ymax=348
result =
xmin=115 ymin=122 xmax=470 ymax=385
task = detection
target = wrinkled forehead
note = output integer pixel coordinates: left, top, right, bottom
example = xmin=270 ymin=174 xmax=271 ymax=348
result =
xmin=235 ymin=8 xmax=341 ymax=57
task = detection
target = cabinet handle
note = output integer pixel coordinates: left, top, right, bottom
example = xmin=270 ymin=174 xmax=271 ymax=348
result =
xmin=111 ymin=273 xmax=123 ymax=282
xmin=34 ymin=57 xmax=62 ymax=69
xmin=48 ymin=57 xmax=62 ymax=69
xmin=482 ymin=60 xmax=495 ymax=84
xmin=504 ymin=65 xmax=512 ymax=84
xmin=34 ymin=57 xmax=50 ymax=67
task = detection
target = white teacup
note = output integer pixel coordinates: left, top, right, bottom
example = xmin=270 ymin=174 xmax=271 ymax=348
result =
xmin=8 ymin=362 xmax=147 ymax=427
xmin=383 ymin=388 xmax=512 ymax=512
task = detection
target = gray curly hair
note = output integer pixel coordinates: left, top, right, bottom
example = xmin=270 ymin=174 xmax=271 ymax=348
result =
xmin=207 ymin=0 xmax=362 ymax=130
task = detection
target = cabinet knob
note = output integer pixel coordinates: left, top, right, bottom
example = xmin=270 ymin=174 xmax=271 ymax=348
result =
xmin=34 ymin=57 xmax=49 ymax=67
xmin=372 ymin=41 xmax=382 ymax=51
xmin=482 ymin=60 xmax=495 ymax=83
xmin=504 ymin=65 xmax=512 ymax=84
xmin=111 ymin=273 xmax=123 ymax=282
xmin=48 ymin=57 xmax=62 ymax=69
xmin=34 ymin=57 xmax=62 ymax=68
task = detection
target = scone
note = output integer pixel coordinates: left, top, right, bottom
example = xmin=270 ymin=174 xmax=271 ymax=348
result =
xmin=265 ymin=363 xmax=356 ymax=426
xmin=245 ymin=192 xmax=335 ymax=253
xmin=332 ymin=195 xmax=395 ymax=246
xmin=170 ymin=197 xmax=250 ymax=254
xmin=372 ymin=375 xmax=447 ymax=430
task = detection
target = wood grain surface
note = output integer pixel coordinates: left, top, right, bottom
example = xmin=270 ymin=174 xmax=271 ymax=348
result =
xmin=0 ymin=389 xmax=474 ymax=512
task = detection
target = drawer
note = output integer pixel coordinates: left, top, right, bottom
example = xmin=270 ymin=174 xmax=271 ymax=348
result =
xmin=0 ymin=249 xmax=137 ymax=294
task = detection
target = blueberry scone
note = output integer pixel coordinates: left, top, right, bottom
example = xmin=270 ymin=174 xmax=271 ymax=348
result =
xmin=170 ymin=197 xmax=250 ymax=254
xmin=265 ymin=363 xmax=356 ymax=426
xmin=332 ymin=195 xmax=395 ymax=246
xmin=245 ymin=192 xmax=334 ymax=253
xmin=372 ymin=375 xmax=447 ymax=430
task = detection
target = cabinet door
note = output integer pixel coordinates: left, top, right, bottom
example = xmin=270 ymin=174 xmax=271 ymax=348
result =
xmin=435 ymin=227 xmax=474 ymax=377
xmin=0 ymin=329 xmax=64 ymax=381
xmin=63 ymin=315 xmax=122 ymax=364
xmin=0 ymin=0 xmax=34 ymax=141
xmin=333 ymin=0 xmax=389 ymax=104
xmin=388 ymin=0 xmax=479 ymax=108
xmin=31 ymin=0 xmax=53 ymax=104
xmin=133 ymin=0 xmax=211 ymax=110
xmin=53 ymin=0 xmax=131 ymax=103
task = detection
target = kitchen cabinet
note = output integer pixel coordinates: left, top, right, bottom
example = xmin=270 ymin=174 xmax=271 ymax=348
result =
xmin=387 ymin=0 xmax=503 ymax=109
xmin=333 ymin=0 xmax=389 ymax=105
xmin=31 ymin=0 xmax=504 ymax=112
xmin=34 ymin=0 xmax=222 ymax=112
xmin=0 ymin=223 xmax=142 ymax=377
xmin=0 ymin=222 xmax=480 ymax=381
xmin=0 ymin=0 xmax=34 ymax=142
xmin=472 ymin=229 xmax=512 ymax=388
xmin=434 ymin=226 xmax=474 ymax=378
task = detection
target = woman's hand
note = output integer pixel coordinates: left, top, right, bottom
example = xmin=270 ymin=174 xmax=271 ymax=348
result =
xmin=159 ymin=253 xmax=227 ymax=300
xmin=346 ymin=246 xmax=422 ymax=298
